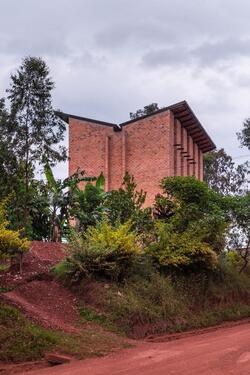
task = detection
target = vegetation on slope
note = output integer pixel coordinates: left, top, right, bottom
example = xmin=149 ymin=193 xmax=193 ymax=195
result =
xmin=0 ymin=303 xmax=129 ymax=363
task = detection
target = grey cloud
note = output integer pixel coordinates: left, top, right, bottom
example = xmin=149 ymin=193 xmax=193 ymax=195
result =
xmin=193 ymin=38 xmax=250 ymax=65
xmin=0 ymin=33 xmax=69 ymax=59
xmin=142 ymin=38 xmax=250 ymax=68
xmin=142 ymin=46 xmax=190 ymax=67
xmin=94 ymin=21 xmax=176 ymax=50
xmin=1 ymin=0 xmax=250 ymax=179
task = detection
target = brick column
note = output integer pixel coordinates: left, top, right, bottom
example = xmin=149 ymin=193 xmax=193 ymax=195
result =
xmin=174 ymin=119 xmax=182 ymax=176
xmin=169 ymin=111 xmax=175 ymax=176
xmin=199 ymin=149 xmax=204 ymax=180
xmin=181 ymin=127 xmax=188 ymax=176
xmin=122 ymin=130 xmax=127 ymax=178
xmin=187 ymin=135 xmax=193 ymax=176
xmin=105 ymin=135 xmax=110 ymax=191
xmin=193 ymin=143 xmax=199 ymax=179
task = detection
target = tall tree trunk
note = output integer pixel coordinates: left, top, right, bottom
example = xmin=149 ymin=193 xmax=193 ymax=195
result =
xmin=23 ymin=94 xmax=31 ymax=230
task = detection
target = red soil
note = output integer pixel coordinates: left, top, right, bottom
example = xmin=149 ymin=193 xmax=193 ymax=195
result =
xmin=2 ymin=280 xmax=79 ymax=332
xmin=0 ymin=241 xmax=79 ymax=332
xmin=20 ymin=322 xmax=250 ymax=375
xmin=0 ymin=241 xmax=65 ymax=288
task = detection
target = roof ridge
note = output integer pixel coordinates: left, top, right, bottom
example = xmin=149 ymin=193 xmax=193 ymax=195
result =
xmin=55 ymin=100 xmax=216 ymax=152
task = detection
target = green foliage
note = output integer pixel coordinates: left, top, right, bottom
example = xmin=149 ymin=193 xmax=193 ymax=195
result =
xmin=71 ymin=172 xmax=106 ymax=232
xmin=129 ymin=103 xmax=160 ymax=120
xmin=146 ymin=221 xmax=218 ymax=271
xmin=0 ymin=98 xmax=19 ymax=200
xmin=0 ymin=199 xmax=30 ymax=270
xmin=104 ymin=273 xmax=186 ymax=335
xmin=0 ymin=304 xmax=127 ymax=362
xmin=7 ymin=57 xmax=67 ymax=167
xmin=54 ymin=221 xmax=140 ymax=282
xmin=204 ymin=148 xmax=249 ymax=195
xmin=226 ymin=192 xmax=250 ymax=273
xmin=5 ymin=57 xmax=67 ymax=232
xmin=93 ymin=266 xmax=250 ymax=337
xmin=44 ymin=163 xmax=95 ymax=241
xmin=160 ymin=176 xmax=228 ymax=252
xmin=237 ymin=117 xmax=250 ymax=150
xmin=79 ymin=307 xmax=118 ymax=332
xmin=0 ymin=305 xmax=59 ymax=362
xmin=153 ymin=193 xmax=175 ymax=220
xmin=105 ymin=173 xmax=153 ymax=233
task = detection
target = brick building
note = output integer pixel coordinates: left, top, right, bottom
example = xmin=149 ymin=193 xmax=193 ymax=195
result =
xmin=57 ymin=101 xmax=215 ymax=205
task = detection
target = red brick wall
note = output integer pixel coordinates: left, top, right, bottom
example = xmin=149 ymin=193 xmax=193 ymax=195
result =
xmin=123 ymin=111 xmax=173 ymax=205
xmin=69 ymin=111 xmax=205 ymax=206
xmin=69 ymin=118 xmax=112 ymax=180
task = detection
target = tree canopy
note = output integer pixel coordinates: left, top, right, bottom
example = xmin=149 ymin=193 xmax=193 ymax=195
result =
xmin=204 ymin=148 xmax=249 ymax=195
xmin=129 ymin=103 xmax=160 ymax=120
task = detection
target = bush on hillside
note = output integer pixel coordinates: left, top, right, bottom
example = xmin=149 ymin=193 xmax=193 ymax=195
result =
xmin=0 ymin=199 xmax=30 ymax=272
xmin=54 ymin=221 xmax=141 ymax=282
xmin=160 ymin=176 xmax=229 ymax=253
xmin=146 ymin=221 xmax=218 ymax=272
xmin=89 ymin=264 xmax=250 ymax=337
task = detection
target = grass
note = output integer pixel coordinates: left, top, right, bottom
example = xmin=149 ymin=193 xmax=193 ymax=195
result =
xmin=0 ymin=263 xmax=9 ymax=272
xmin=79 ymin=306 xmax=123 ymax=334
xmin=81 ymin=268 xmax=250 ymax=338
xmin=0 ymin=286 xmax=12 ymax=293
xmin=0 ymin=304 xmax=129 ymax=363
xmin=167 ymin=304 xmax=250 ymax=333
xmin=0 ymin=304 xmax=59 ymax=362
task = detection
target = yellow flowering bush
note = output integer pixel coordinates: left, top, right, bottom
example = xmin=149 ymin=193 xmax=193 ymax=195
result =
xmin=146 ymin=221 xmax=218 ymax=271
xmin=55 ymin=221 xmax=141 ymax=282
xmin=0 ymin=199 xmax=30 ymax=272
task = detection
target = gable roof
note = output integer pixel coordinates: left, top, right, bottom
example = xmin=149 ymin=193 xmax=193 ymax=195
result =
xmin=121 ymin=101 xmax=216 ymax=152
xmin=56 ymin=100 xmax=216 ymax=152
xmin=55 ymin=111 xmax=118 ymax=128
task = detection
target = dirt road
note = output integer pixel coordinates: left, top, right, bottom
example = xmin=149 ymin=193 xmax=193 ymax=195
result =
xmin=23 ymin=322 xmax=250 ymax=375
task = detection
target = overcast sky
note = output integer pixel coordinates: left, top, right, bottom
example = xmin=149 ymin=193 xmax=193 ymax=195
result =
xmin=1 ymin=0 xmax=250 ymax=178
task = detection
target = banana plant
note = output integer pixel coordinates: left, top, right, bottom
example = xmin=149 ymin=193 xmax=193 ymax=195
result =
xmin=70 ymin=171 xmax=107 ymax=232
xmin=44 ymin=163 xmax=95 ymax=241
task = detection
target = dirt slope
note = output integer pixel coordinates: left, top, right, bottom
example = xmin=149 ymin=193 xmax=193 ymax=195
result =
xmin=0 ymin=241 xmax=65 ymax=288
xmin=0 ymin=242 xmax=80 ymax=332
xmin=2 ymin=280 xmax=79 ymax=332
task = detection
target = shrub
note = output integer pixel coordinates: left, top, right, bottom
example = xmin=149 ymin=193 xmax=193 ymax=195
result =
xmin=146 ymin=221 xmax=218 ymax=272
xmin=54 ymin=221 xmax=141 ymax=282
xmin=0 ymin=199 xmax=29 ymax=272
xmin=105 ymin=173 xmax=153 ymax=233
xmin=160 ymin=176 xmax=229 ymax=253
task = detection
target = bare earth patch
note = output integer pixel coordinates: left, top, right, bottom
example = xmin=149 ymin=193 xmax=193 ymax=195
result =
xmin=0 ymin=241 xmax=65 ymax=289
xmin=2 ymin=280 xmax=79 ymax=332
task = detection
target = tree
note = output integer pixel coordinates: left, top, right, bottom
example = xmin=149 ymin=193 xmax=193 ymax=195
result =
xmin=7 ymin=57 xmax=67 ymax=228
xmin=227 ymin=193 xmax=250 ymax=273
xmin=105 ymin=173 xmax=153 ymax=233
xmin=0 ymin=98 xmax=19 ymax=199
xmin=27 ymin=180 xmax=51 ymax=241
xmin=44 ymin=164 xmax=97 ymax=242
xmin=129 ymin=103 xmax=160 ymax=120
xmin=237 ymin=118 xmax=250 ymax=150
xmin=204 ymin=148 xmax=249 ymax=195
xmin=71 ymin=173 xmax=106 ymax=232
xmin=160 ymin=176 xmax=229 ymax=253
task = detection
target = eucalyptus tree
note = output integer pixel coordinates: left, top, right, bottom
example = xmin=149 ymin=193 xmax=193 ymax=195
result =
xmin=7 ymin=57 xmax=67 ymax=228
xmin=204 ymin=148 xmax=249 ymax=195
xmin=237 ymin=118 xmax=250 ymax=150
xmin=0 ymin=98 xmax=18 ymax=198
